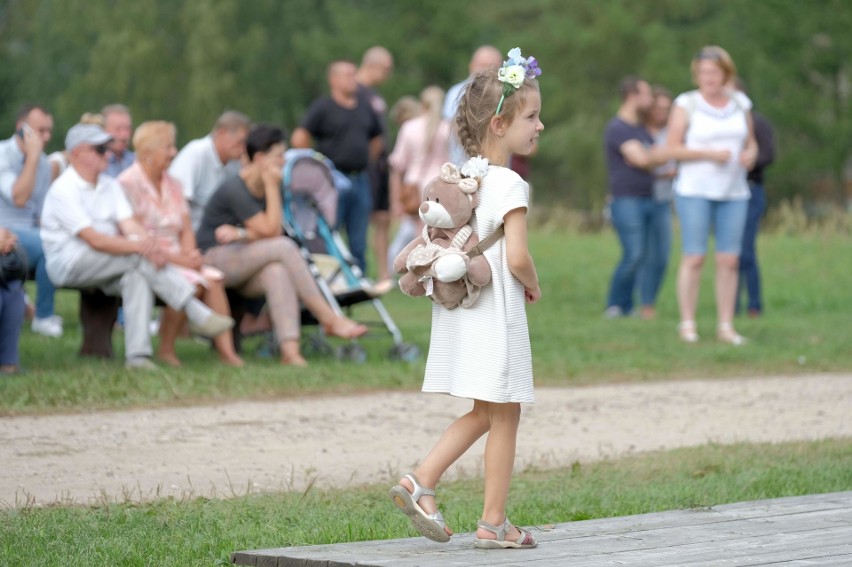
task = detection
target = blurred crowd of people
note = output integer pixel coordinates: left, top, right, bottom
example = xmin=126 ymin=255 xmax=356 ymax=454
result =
xmin=1 ymin=45 xmax=527 ymax=373
xmin=602 ymin=45 xmax=775 ymax=345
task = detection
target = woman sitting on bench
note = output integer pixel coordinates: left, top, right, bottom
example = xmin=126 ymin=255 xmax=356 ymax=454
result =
xmin=118 ymin=121 xmax=243 ymax=367
xmin=196 ymin=124 xmax=367 ymax=367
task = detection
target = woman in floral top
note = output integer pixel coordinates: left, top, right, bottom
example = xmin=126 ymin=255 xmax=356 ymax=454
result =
xmin=118 ymin=121 xmax=243 ymax=367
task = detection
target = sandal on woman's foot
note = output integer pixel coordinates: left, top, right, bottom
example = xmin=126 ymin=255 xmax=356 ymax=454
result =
xmin=389 ymin=473 xmax=451 ymax=543
xmin=473 ymin=518 xmax=538 ymax=549
xmin=717 ymin=323 xmax=747 ymax=346
xmin=677 ymin=320 xmax=699 ymax=343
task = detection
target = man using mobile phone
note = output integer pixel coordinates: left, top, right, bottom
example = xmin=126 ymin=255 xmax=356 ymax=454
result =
xmin=0 ymin=104 xmax=62 ymax=337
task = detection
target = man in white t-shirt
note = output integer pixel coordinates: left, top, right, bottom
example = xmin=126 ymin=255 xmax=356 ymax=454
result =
xmin=169 ymin=111 xmax=250 ymax=231
xmin=40 ymin=124 xmax=234 ymax=369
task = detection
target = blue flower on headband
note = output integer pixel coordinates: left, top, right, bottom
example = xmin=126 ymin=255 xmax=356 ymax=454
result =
xmin=496 ymin=47 xmax=542 ymax=115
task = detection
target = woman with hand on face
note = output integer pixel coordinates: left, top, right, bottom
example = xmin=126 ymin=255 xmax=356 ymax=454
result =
xmin=118 ymin=121 xmax=243 ymax=367
xmin=666 ymin=46 xmax=758 ymax=346
xmin=196 ymin=124 xmax=367 ymax=367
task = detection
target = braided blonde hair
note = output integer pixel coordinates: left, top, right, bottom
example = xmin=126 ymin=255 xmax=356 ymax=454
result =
xmin=455 ymin=68 xmax=539 ymax=159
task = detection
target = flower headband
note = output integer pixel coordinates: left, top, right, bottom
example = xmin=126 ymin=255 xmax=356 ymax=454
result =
xmin=496 ymin=47 xmax=542 ymax=115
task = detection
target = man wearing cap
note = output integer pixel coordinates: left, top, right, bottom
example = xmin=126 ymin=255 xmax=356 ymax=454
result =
xmin=0 ymin=104 xmax=63 ymax=336
xmin=40 ymin=123 xmax=235 ymax=369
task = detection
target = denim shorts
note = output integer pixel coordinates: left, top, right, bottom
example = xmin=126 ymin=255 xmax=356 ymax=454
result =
xmin=675 ymin=194 xmax=748 ymax=255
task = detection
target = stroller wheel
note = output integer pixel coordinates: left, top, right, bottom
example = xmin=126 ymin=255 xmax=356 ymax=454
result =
xmin=389 ymin=343 xmax=420 ymax=363
xmin=304 ymin=334 xmax=334 ymax=358
xmin=335 ymin=343 xmax=367 ymax=363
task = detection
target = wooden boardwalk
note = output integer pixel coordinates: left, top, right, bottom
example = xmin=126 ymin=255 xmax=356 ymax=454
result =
xmin=231 ymin=491 xmax=852 ymax=566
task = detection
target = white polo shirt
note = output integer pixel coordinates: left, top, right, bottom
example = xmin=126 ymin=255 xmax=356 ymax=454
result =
xmin=40 ymin=166 xmax=133 ymax=285
xmin=168 ymin=135 xmax=240 ymax=230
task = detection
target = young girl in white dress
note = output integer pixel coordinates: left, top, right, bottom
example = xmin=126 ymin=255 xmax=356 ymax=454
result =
xmin=389 ymin=48 xmax=544 ymax=549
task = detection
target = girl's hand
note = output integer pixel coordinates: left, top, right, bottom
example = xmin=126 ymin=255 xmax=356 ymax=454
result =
xmin=262 ymin=160 xmax=283 ymax=191
xmin=525 ymin=284 xmax=541 ymax=304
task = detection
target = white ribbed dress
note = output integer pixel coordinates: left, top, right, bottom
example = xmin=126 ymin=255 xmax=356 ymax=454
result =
xmin=422 ymin=166 xmax=534 ymax=404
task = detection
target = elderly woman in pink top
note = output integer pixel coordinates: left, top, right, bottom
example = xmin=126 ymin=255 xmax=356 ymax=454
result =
xmin=118 ymin=121 xmax=243 ymax=367
xmin=387 ymin=86 xmax=451 ymax=272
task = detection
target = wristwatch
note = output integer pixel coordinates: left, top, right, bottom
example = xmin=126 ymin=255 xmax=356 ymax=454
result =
xmin=237 ymin=227 xmax=247 ymax=241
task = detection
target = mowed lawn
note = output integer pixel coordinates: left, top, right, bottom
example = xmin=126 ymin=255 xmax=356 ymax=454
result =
xmin=3 ymin=227 xmax=850 ymax=414
xmin=0 ymin=227 xmax=850 ymax=565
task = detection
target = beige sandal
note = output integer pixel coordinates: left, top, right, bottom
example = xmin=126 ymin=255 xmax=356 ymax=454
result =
xmin=389 ymin=473 xmax=450 ymax=543
xmin=718 ymin=322 xmax=747 ymax=346
xmin=677 ymin=320 xmax=699 ymax=343
xmin=473 ymin=517 xmax=538 ymax=549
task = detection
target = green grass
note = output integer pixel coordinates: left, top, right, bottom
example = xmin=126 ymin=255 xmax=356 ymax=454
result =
xmin=1 ymin=439 xmax=850 ymax=566
xmin=3 ymin=229 xmax=850 ymax=415
xmin=1 ymin=227 xmax=850 ymax=565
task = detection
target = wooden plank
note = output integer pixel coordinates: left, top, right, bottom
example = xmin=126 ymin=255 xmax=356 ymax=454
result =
xmin=230 ymin=491 xmax=852 ymax=567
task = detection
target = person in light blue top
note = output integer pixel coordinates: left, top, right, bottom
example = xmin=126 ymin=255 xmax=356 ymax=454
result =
xmin=102 ymin=104 xmax=136 ymax=178
xmin=0 ymin=104 xmax=62 ymax=337
xmin=442 ymin=45 xmax=502 ymax=166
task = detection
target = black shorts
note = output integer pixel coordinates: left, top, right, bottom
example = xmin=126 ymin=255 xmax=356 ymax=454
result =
xmin=369 ymin=155 xmax=390 ymax=212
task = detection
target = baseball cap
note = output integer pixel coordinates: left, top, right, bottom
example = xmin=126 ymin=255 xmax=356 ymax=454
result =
xmin=65 ymin=123 xmax=113 ymax=152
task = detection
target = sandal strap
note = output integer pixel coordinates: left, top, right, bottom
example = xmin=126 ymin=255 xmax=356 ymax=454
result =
xmin=477 ymin=518 xmax=533 ymax=545
xmin=404 ymin=473 xmax=435 ymax=501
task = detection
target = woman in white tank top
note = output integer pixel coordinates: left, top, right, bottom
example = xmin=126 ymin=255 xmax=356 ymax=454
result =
xmin=666 ymin=46 xmax=758 ymax=346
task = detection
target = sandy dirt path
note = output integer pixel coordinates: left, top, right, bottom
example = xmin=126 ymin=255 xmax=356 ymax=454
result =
xmin=1 ymin=373 xmax=850 ymax=507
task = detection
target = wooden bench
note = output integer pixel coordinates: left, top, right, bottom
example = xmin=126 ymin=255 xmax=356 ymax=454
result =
xmin=76 ymin=288 xmax=249 ymax=359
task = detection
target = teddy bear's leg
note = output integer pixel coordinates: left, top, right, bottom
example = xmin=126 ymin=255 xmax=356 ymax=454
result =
xmin=398 ymin=272 xmax=427 ymax=297
xmin=433 ymin=253 xmax=469 ymax=282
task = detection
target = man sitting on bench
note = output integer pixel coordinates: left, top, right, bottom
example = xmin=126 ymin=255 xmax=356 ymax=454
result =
xmin=40 ymin=123 xmax=234 ymax=370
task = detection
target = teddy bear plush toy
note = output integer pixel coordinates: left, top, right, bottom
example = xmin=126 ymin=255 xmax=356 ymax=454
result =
xmin=393 ymin=162 xmax=492 ymax=309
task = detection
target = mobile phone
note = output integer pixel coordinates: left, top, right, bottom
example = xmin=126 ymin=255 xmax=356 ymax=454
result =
xmin=16 ymin=123 xmax=33 ymax=138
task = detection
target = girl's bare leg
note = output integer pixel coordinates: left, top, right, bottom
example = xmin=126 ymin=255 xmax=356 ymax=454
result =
xmin=397 ymin=399 xmax=492 ymax=537
xmin=476 ymin=402 xmax=527 ymax=542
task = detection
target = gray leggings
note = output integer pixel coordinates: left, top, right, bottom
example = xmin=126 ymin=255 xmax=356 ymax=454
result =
xmin=203 ymin=237 xmax=322 ymax=342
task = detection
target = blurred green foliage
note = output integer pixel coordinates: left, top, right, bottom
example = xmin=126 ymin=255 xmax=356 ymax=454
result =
xmin=0 ymin=0 xmax=849 ymax=209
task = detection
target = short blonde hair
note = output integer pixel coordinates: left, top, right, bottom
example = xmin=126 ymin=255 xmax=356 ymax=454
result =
xmin=132 ymin=121 xmax=176 ymax=155
xmin=691 ymin=45 xmax=737 ymax=84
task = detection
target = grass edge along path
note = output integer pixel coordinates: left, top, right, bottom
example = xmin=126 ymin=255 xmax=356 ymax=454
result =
xmin=1 ymin=438 xmax=851 ymax=565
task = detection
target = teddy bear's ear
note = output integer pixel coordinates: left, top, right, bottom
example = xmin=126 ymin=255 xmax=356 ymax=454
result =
xmin=458 ymin=177 xmax=479 ymax=194
xmin=440 ymin=163 xmax=461 ymax=184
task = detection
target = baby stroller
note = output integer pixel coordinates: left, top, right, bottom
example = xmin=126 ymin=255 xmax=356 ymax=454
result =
xmin=280 ymin=149 xmax=419 ymax=362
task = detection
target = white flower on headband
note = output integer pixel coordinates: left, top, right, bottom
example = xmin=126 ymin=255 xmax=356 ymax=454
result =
xmin=496 ymin=47 xmax=542 ymax=115
xmin=440 ymin=163 xmax=461 ymax=184
xmin=458 ymin=178 xmax=479 ymax=194
xmin=498 ymin=65 xmax=526 ymax=89
xmin=461 ymin=156 xmax=489 ymax=179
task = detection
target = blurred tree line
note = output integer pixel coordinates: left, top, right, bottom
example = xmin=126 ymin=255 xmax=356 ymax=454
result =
xmin=0 ymin=0 xmax=849 ymax=210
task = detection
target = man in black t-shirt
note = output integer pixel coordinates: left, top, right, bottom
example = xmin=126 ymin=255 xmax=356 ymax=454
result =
xmin=356 ymin=46 xmax=394 ymax=283
xmin=603 ymin=77 xmax=668 ymax=318
xmin=291 ymin=60 xmax=382 ymax=273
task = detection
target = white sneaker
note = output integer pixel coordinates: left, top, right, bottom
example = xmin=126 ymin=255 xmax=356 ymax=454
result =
xmin=32 ymin=315 xmax=64 ymax=337
xmin=189 ymin=312 xmax=234 ymax=339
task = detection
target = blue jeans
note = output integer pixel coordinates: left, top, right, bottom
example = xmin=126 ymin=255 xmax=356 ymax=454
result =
xmin=606 ymin=196 xmax=656 ymax=314
xmin=638 ymin=200 xmax=672 ymax=307
xmin=738 ymin=182 xmax=765 ymax=312
xmin=336 ymin=171 xmax=373 ymax=273
xmin=0 ymin=280 xmax=25 ymax=365
xmin=11 ymin=227 xmax=56 ymax=319
xmin=674 ymin=195 xmax=748 ymax=256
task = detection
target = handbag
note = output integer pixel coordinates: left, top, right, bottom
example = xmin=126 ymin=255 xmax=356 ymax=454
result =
xmin=399 ymin=182 xmax=422 ymax=215
xmin=0 ymin=245 xmax=28 ymax=289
